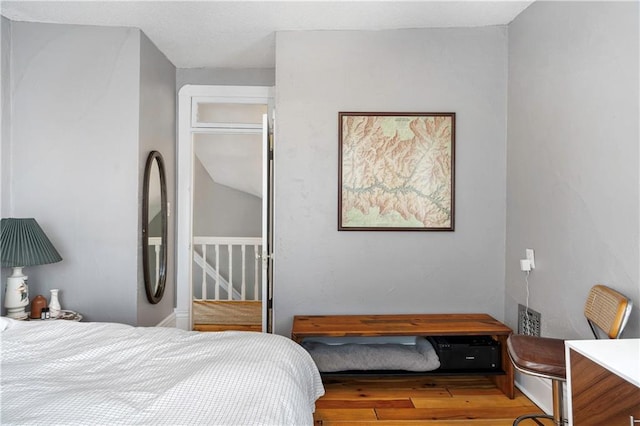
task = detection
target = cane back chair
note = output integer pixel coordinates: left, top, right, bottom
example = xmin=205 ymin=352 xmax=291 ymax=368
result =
xmin=506 ymin=284 xmax=633 ymax=425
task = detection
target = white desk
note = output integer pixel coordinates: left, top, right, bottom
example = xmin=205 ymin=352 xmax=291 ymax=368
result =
xmin=566 ymin=339 xmax=640 ymax=426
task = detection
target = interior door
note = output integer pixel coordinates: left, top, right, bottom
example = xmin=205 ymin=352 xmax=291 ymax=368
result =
xmin=262 ymin=113 xmax=274 ymax=332
xmin=176 ymin=85 xmax=273 ymax=332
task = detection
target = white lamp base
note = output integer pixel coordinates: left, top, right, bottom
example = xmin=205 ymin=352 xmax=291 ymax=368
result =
xmin=4 ymin=267 xmax=29 ymax=320
xmin=6 ymin=306 xmax=28 ymax=320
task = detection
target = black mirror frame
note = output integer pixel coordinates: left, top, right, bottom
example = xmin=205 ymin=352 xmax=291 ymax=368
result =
xmin=142 ymin=151 xmax=168 ymax=304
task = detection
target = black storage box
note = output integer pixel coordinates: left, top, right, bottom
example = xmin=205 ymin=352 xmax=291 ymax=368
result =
xmin=429 ymin=336 xmax=501 ymax=371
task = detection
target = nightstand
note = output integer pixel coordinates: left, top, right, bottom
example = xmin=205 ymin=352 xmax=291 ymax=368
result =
xmin=26 ymin=310 xmax=83 ymax=322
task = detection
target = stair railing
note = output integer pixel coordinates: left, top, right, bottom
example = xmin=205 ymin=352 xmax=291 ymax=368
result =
xmin=192 ymin=236 xmax=262 ymax=301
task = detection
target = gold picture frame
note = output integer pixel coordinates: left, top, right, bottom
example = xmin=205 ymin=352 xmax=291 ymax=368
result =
xmin=339 ymin=112 xmax=455 ymax=231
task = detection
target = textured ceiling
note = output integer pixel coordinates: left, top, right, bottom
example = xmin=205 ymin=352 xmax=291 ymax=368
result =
xmin=1 ymin=1 xmax=534 ymax=69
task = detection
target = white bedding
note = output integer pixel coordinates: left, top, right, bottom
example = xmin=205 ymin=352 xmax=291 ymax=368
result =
xmin=1 ymin=319 xmax=324 ymax=425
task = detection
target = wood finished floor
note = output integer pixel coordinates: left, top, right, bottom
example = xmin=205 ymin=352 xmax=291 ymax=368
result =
xmin=313 ymin=376 xmax=555 ymax=425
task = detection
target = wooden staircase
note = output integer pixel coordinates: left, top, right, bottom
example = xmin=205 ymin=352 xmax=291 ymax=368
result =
xmin=193 ymin=300 xmax=262 ymax=332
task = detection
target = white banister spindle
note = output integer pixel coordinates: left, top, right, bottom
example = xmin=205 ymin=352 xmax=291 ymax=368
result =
xmin=253 ymin=244 xmax=259 ymax=300
xmin=192 ymin=237 xmax=262 ymax=302
xmin=148 ymin=237 xmax=162 ymax=288
xmin=227 ymin=245 xmax=233 ymax=300
xmin=201 ymin=245 xmax=207 ymax=299
xmin=214 ymin=244 xmax=220 ymax=300
xmin=154 ymin=244 xmax=161 ymax=286
xmin=241 ymin=245 xmax=246 ymax=300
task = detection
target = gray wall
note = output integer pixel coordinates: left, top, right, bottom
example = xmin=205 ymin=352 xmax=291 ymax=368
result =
xmin=506 ymin=1 xmax=639 ymax=338
xmin=193 ymin=155 xmax=261 ymax=238
xmin=7 ymin=21 xmax=140 ymax=323
xmin=0 ymin=17 xmax=11 ymax=301
xmin=274 ymin=27 xmax=508 ymax=335
xmin=137 ymin=32 xmax=176 ymax=326
xmin=4 ymin=21 xmax=176 ymax=325
xmin=176 ymin=68 xmax=274 ymax=91
xmin=1 ymin=17 xmax=10 ymax=220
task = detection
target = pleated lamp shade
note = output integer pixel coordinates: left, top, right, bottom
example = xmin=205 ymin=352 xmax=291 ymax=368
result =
xmin=1 ymin=218 xmax=62 ymax=267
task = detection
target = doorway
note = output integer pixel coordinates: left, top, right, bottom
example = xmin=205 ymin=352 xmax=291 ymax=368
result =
xmin=176 ymin=85 xmax=274 ymax=332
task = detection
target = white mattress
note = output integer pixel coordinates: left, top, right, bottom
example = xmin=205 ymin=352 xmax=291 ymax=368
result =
xmin=0 ymin=318 xmax=324 ymax=425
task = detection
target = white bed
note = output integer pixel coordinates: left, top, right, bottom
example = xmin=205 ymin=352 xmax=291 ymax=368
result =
xmin=1 ymin=318 xmax=324 ymax=425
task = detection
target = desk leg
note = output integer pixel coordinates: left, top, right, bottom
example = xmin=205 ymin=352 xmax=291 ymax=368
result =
xmin=489 ymin=335 xmax=515 ymax=399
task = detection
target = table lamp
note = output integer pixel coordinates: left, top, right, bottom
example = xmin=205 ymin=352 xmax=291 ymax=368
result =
xmin=1 ymin=218 xmax=62 ymax=319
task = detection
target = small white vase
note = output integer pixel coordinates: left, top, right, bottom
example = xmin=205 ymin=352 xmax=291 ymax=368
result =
xmin=49 ymin=289 xmax=61 ymax=318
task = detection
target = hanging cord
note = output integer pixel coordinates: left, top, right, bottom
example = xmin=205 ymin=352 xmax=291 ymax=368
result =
xmin=524 ymin=271 xmax=531 ymax=335
xmin=525 ymin=271 xmax=530 ymax=311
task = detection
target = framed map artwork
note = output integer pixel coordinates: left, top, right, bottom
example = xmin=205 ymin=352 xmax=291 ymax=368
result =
xmin=339 ymin=112 xmax=455 ymax=231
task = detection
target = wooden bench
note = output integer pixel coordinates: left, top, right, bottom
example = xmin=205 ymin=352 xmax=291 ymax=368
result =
xmin=291 ymin=313 xmax=515 ymax=399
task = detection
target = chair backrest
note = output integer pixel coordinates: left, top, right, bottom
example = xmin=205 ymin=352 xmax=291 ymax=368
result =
xmin=584 ymin=284 xmax=633 ymax=339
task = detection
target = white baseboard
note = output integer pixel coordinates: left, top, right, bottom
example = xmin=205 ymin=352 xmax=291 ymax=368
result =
xmin=156 ymin=312 xmax=176 ymax=327
xmin=515 ymin=371 xmax=568 ymax=418
xmin=174 ymin=308 xmax=190 ymax=330
xmin=515 ymin=372 xmax=552 ymax=413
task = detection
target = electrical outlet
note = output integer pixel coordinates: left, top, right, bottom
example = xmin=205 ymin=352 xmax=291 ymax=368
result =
xmin=525 ymin=249 xmax=535 ymax=269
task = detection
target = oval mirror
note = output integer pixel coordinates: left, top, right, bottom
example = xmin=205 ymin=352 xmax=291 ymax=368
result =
xmin=142 ymin=151 xmax=168 ymax=304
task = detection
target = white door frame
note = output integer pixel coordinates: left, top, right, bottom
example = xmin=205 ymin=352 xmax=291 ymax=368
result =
xmin=176 ymin=85 xmax=274 ymax=331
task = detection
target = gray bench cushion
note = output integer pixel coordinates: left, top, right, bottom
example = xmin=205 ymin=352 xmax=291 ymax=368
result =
xmin=302 ymin=336 xmax=440 ymax=372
